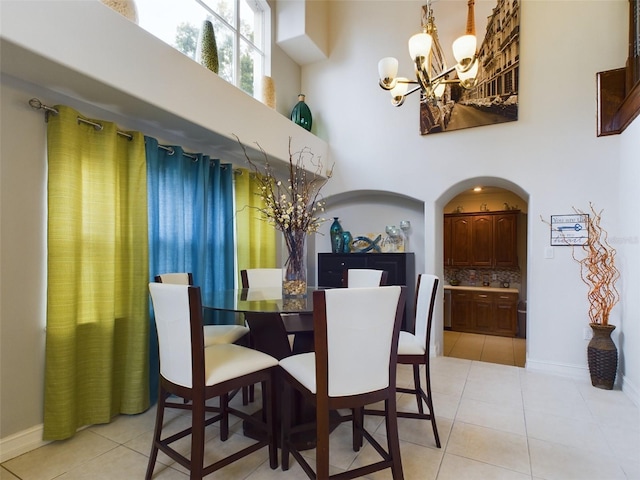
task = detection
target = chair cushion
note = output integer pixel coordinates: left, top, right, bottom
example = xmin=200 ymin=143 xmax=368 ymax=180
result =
xmin=204 ymin=344 xmax=278 ymax=386
xmin=203 ymin=324 xmax=249 ymax=346
xmin=398 ymin=330 xmax=426 ymax=356
xmin=279 ymin=352 xmax=316 ymax=393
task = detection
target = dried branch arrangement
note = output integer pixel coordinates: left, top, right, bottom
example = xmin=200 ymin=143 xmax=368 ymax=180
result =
xmin=540 ymin=203 xmax=620 ymax=325
xmin=573 ymin=203 xmax=620 ymax=325
xmin=235 ymin=136 xmax=330 ymax=235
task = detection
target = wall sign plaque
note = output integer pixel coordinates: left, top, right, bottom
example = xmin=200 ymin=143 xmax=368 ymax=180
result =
xmin=550 ymin=214 xmax=589 ymax=246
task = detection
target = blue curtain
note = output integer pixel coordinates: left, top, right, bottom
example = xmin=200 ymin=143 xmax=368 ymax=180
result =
xmin=145 ymin=137 xmax=235 ymax=401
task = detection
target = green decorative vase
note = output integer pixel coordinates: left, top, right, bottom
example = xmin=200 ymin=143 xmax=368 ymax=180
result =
xmin=197 ymin=20 xmax=219 ymax=74
xmin=330 ymin=217 xmax=343 ymax=253
xmin=342 ymin=231 xmax=352 ymax=253
xmin=587 ymin=323 xmax=617 ymax=390
xmin=290 ymin=94 xmax=312 ymax=131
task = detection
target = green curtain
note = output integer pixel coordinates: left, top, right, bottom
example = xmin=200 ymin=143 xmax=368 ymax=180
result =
xmin=44 ymin=106 xmax=150 ymax=440
xmin=234 ymin=168 xmax=276 ymax=275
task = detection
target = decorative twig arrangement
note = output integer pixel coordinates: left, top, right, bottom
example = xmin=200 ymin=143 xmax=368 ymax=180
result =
xmin=235 ymin=136 xmax=330 ymax=235
xmin=235 ymin=136 xmax=332 ymax=296
xmin=543 ymin=203 xmax=620 ymax=325
xmin=573 ymin=203 xmax=620 ymax=325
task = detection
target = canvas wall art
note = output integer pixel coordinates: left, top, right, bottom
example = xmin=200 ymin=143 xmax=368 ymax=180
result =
xmin=420 ymin=0 xmax=520 ymax=135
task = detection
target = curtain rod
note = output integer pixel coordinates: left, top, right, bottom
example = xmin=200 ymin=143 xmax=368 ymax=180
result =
xmin=28 ymin=98 xmax=198 ymax=160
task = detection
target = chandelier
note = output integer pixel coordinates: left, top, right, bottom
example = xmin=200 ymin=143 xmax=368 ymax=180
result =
xmin=378 ymin=0 xmax=479 ymax=106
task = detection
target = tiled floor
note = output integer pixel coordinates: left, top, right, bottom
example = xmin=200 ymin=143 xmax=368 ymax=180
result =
xmin=2 ymin=358 xmax=639 ymax=479
xmin=444 ymin=330 xmax=526 ymax=367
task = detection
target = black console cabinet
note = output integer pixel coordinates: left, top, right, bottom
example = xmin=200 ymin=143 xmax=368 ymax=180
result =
xmin=317 ymin=253 xmax=416 ymax=330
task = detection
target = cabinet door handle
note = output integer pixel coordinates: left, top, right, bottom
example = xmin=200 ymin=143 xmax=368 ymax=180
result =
xmin=477 ymin=294 xmax=488 ymax=298
xmin=499 ymin=295 xmax=511 ymax=299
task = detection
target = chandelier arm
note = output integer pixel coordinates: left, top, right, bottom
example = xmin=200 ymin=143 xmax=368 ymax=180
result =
xmin=430 ymin=65 xmax=458 ymax=84
xmin=404 ymin=85 xmax=423 ymax=97
xmin=414 ymin=56 xmax=431 ymax=92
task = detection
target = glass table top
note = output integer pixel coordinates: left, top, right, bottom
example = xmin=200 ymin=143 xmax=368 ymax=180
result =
xmin=204 ymin=287 xmax=324 ymax=314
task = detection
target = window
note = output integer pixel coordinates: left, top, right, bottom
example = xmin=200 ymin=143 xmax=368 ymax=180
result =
xmin=135 ymin=0 xmax=270 ymax=97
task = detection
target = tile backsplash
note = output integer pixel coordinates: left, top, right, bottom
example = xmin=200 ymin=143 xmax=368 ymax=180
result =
xmin=444 ymin=267 xmax=521 ymax=289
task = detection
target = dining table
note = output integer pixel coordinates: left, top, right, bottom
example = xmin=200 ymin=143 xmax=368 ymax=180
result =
xmin=204 ymin=286 xmax=322 ymax=359
xmin=204 ymin=286 xmax=337 ymax=450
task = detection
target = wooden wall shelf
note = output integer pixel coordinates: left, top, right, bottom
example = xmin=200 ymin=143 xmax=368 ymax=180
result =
xmin=597 ymin=0 xmax=640 ymax=136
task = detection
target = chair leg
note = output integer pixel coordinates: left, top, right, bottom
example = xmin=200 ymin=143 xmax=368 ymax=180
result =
xmin=385 ymin=397 xmax=404 ymax=480
xmin=220 ymin=393 xmax=230 ymax=441
xmin=265 ymin=376 xmax=278 ymax=469
xmin=316 ymin=402 xmax=331 ymax=480
xmin=190 ymin=394 xmax=206 ymax=479
xmin=352 ymin=407 xmax=364 ymax=451
xmin=145 ymin=389 xmax=167 ymax=480
xmin=424 ymin=362 xmax=441 ymax=448
xmin=412 ymin=364 xmax=424 ymax=415
xmin=280 ymin=381 xmax=292 ymax=471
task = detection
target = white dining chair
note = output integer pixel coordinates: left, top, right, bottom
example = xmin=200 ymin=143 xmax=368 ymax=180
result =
xmin=280 ymin=285 xmax=406 ymax=480
xmin=241 ymin=268 xmax=283 ymax=288
xmin=155 ymin=273 xmax=250 ymax=347
xmin=365 ymin=273 xmax=441 ymax=448
xmin=146 ymin=283 xmax=278 ymax=479
xmin=343 ymin=268 xmax=388 ymax=287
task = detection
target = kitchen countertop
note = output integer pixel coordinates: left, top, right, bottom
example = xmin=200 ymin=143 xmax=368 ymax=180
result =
xmin=443 ymin=285 xmax=519 ymax=294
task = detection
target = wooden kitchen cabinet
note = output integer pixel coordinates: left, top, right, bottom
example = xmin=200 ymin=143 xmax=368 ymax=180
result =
xmin=472 ymin=292 xmax=494 ymax=332
xmin=494 ymin=292 xmax=519 ymax=336
xmin=450 ymin=290 xmax=473 ymax=331
xmin=449 ymin=288 xmax=518 ymax=336
xmin=444 ymin=211 xmax=519 ymax=268
xmin=471 ymin=215 xmax=493 ymax=266
xmin=493 ymin=213 xmax=518 ymax=267
xmin=444 ymin=215 xmax=473 ymax=266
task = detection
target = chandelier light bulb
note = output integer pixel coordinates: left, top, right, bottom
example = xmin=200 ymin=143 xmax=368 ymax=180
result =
xmin=378 ymin=57 xmax=399 ymax=88
xmin=456 ymin=58 xmax=479 ymax=88
xmin=408 ymin=32 xmax=433 ymax=61
xmin=390 ymin=78 xmax=409 ymax=97
xmin=452 ymin=34 xmax=477 ymax=66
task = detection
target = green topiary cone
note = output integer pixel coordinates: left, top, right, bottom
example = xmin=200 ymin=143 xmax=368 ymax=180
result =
xmin=197 ymin=20 xmax=219 ymax=74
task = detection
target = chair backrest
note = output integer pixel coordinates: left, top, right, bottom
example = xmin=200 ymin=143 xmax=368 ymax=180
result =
xmin=343 ymin=269 xmax=388 ymax=288
xmin=313 ymin=286 xmax=405 ymax=397
xmin=155 ymin=272 xmax=193 ymax=285
xmin=149 ymin=282 xmax=204 ymax=388
xmin=241 ymin=268 xmax=283 ymax=288
xmin=413 ymin=274 xmax=439 ymax=351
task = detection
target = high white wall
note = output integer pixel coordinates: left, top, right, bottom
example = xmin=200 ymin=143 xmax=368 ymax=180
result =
xmin=617 ymin=113 xmax=640 ymax=400
xmin=302 ymin=0 xmax=637 ymax=396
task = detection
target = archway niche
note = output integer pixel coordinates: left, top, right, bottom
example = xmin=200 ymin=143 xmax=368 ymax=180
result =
xmin=433 ymin=177 xmax=531 ymax=360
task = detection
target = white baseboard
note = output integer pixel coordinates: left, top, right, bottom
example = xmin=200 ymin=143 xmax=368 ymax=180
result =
xmin=621 ymin=373 xmax=640 ymax=407
xmin=527 ymin=357 xmax=638 ymax=406
xmin=0 ymin=424 xmax=49 ymax=463
xmin=525 ymin=357 xmax=592 ymax=381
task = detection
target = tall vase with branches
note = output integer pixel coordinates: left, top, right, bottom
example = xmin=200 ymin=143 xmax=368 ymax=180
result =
xmin=237 ymin=137 xmax=331 ymax=297
xmin=573 ymin=203 xmax=620 ymax=389
xmin=542 ymin=203 xmax=621 ymax=389
xmin=572 ymin=203 xmax=620 ymax=326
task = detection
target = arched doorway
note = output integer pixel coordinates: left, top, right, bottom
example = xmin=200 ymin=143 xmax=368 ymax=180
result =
xmin=436 ymin=179 xmax=529 ymax=367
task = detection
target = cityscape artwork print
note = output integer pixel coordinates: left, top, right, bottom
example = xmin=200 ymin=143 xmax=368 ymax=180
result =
xmin=420 ymin=0 xmax=520 ymax=135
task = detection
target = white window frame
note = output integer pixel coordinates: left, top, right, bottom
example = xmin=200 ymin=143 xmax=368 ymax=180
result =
xmin=136 ymin=0 xmax=271 ymax=97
